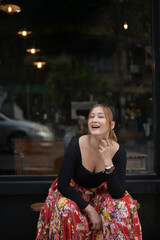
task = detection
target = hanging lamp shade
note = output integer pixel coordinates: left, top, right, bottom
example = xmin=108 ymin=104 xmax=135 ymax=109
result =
xmin=34 ymin=58 xmax=46 ymax=69
xmin=18 ymin=29 xmax=32 ymax=37
xmin=26 ymin=48 xmax=40 ymax=54
xmin=0 ymin=4 xmax=21 ymax=14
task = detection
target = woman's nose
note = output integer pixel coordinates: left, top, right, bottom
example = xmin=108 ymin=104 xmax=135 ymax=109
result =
xmin=93 ymin=116 xmax=98 ymax=121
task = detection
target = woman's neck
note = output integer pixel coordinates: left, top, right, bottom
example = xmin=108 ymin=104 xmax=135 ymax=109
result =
xmin=89 ymin=135 xmax=105 ymax=147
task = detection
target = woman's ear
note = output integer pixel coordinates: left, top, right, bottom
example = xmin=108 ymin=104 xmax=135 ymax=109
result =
xmin=111 ymin=121 xmax=115 ymax=130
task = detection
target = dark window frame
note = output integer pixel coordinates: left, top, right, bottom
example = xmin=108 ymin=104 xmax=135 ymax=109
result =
xmin=0 ymin=0 xmax=160 ymax=196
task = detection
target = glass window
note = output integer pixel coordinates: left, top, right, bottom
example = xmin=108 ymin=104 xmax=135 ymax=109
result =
xmin=0 ymin=0 xmax=153 ymax=175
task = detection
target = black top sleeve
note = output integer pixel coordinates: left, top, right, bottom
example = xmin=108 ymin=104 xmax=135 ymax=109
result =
xmin=105 ymin=147 xmax=127 ymax=198
xmin=57 ymin=140 xmax=89 ymax=209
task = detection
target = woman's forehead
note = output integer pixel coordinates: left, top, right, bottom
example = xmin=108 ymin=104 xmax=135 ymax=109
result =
xmin=90 ymin=106 xmax=105 ymax=114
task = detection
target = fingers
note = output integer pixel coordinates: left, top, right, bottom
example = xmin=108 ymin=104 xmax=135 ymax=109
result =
xmin=100 ymin=139 xmax=107 ymax=145
xmin=100 ymin=139 xmax=111 ymax=146
xmin=98 ymin=139 xmax=111 ymax=151
xmin=92 ymin=222 xmax=102 ymax=231
xmin=99 ymin=140 xmax=106 ymax=150
xmin=96 ymin=222 xmax=102 ymax=230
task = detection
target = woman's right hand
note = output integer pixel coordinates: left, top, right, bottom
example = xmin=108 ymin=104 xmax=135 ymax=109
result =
xmin=84 ymin=204 xmax=102 ymax=231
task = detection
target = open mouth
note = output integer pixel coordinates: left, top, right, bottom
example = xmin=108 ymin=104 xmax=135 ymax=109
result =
xmin=91 ymin=125 xmax=100 ymax=129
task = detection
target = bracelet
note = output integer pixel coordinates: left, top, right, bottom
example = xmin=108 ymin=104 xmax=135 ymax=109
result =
xmin=104 ymin=165 xmax=115 ymax=174
xmin=105 ymin=164 xmax=114 ymax=170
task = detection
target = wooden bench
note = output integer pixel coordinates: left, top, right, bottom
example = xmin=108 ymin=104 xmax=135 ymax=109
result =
xmin=117 ymin=131 xmax=144 ymax=140
xmin=126 ymin=151 xmax=147 ymax=172
xmin=30 ymin=201 xmax=141 ymax=212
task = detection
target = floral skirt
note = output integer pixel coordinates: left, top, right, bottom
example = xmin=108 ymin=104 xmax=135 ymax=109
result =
xmin=36 ymin=178 xmax=142 ymax=240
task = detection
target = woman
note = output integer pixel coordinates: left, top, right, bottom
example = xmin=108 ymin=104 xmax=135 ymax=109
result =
xmin=36 ymin=104 xmax=142 ymax=239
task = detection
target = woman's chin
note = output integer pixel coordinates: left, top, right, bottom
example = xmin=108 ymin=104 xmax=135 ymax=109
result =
xmin=91 ymin=132 xmax=106 ymax=139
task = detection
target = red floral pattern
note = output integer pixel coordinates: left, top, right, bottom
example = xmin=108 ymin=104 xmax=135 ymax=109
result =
xmin=36 ymin=178 xmax=142 ymax=239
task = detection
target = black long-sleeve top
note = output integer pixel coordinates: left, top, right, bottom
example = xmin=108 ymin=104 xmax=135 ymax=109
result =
xmin=57 ymin=137 xmax=127 ymax=209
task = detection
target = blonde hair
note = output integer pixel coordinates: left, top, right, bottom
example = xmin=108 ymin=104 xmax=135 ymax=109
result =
xmin=88 ymin=104 xmax=117 ymax=142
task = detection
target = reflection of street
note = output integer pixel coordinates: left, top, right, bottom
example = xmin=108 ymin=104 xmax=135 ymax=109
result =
xmin=0 ymin=142 xmax=64 ymax=175
xmin=0 ymin=139 xmax=153 ymax=175
xmin=0 ymin=150 xmax=15 ymax=174
xmin=14 ymin=139 xmax=64 ymax=175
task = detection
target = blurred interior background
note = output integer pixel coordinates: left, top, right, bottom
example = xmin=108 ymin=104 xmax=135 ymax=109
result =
xmin=1 ymin=1 xmax=160 ymax=240
xmin=0 ymin=0 xmax=153 ymax=176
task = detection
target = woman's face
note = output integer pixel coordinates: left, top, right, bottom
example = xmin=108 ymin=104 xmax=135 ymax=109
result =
xmin=88 ymin=106 xmax=111 ymax=138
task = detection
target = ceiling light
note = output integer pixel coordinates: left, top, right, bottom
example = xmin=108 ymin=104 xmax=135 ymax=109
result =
xmin=34 ymin=58 xmax=46 ymax=69
xmin=123 ymin=22 xmax=128 ymax=30
xmin=0 ymin=4 xmax=21 ymax=14
xmin=26 ymin=48 xmax=40 ymax=54
xmin=18 ymin=30 xmax=32 ymax=37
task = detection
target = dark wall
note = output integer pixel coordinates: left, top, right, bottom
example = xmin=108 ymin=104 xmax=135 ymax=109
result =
xmin=0 ymin=193 xmax=160 ymax=240
xmin=132 ymin=193 xmax=160 ymax=240
xmin=0 ymin=194 xmax=45 ymax=240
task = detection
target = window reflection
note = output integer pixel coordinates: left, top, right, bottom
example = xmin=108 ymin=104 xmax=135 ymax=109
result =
xmin=0 ymin=0 xmax=153 ymax=175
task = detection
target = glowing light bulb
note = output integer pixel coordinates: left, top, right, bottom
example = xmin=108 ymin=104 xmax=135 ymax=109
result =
xmin=8 ymin=6 xmax=12 ymax=13
xmin=22 ymin=31 xmax=27 ymax=36
xmin=31 ymin=48 xmax=36 ymax=54
xmin=37 ymin=62 xmax=42 ymax=68
xmin=123 ymin=22 xmax=128 ymax=30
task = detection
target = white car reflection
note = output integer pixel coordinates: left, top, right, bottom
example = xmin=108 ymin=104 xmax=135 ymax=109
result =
xmin=0 ymin=112 xmax=53 ymax=151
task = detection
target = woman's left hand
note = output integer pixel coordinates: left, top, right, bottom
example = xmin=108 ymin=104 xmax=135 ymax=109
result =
xmin=98 ymin=139 xmax=116 ymax=167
